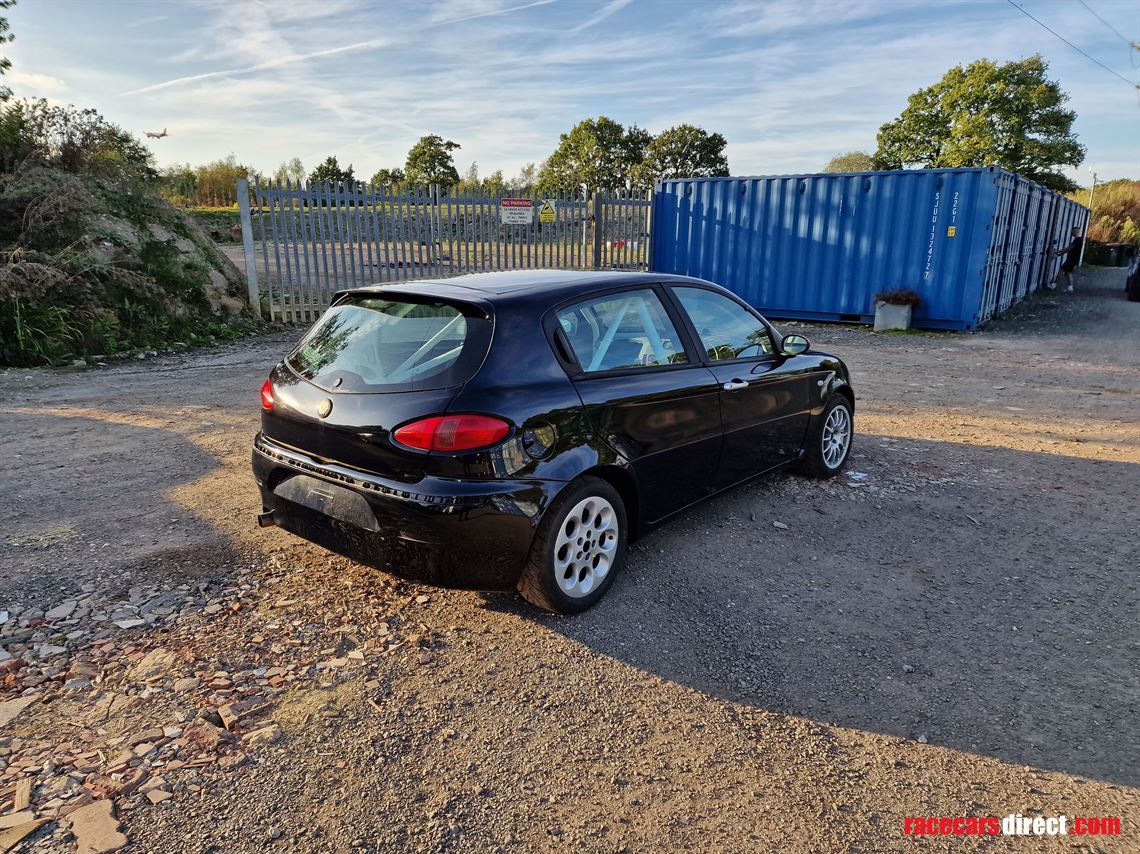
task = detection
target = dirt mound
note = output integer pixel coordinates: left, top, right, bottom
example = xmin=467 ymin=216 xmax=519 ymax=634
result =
xmin=0 ymin=166 xmax=252 ymax=365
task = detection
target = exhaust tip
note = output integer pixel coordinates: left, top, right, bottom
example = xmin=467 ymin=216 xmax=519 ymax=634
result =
xmin=257 ymin=511 xmax=276 ymax=529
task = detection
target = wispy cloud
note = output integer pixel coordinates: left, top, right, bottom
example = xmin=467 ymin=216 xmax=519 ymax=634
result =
xmin=435 ymin=0 xmax=557 ymax=26
xmin=120 ymin=39 xmax=390 ymax=96
xmin=569 ymin=0 xmax=634 ymax=34
xmin=125 ymin=0 xmax=557 ymax=97
xmin=8 ymin=70 xmax=68 ymax=95
xmin=125 ymin=13 xmax=169 ymax=29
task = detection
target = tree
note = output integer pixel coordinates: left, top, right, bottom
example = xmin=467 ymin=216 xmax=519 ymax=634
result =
xmin=309 ymin=155 xmax=355 ymax=186
xmin=483 ymin=169 xmax=505 ymax=197
xmin=0 ymin=1 xmax=14 ymax=102
xmin=156 ymin=156 xmax=249 ymax=205
xmin=370 ymin=166 xmax=405 ymax=186
xmin=0 ymin=98 xmax=155 ymax=180
xmin=193 ymin=155 xmax=250 ymax=204
xmin=509 ymin=162 xmax=537 ymax=193
xmin=273 ymin=157 xmax=305 ymax=185
xmin=159 ymin=162 xmax=198 ymax=204
xmin=404 ymin=134 xmax=460 ymax=187
xmin=537 ymin=116 xmax=650 ymax=191
xmin=874 ymin=55 xmax=1084 ymax=192
xmin=456 ymin=160 xmax=480 ymax=193
xmin=823 ymin=151 xmax=875 ymax=173
xmin=632 ymin=124 xmax=729 ymax=188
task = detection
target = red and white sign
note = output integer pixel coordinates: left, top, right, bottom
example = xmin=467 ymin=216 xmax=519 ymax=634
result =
xmin=500 ymin=198 xmax=533 ymax=225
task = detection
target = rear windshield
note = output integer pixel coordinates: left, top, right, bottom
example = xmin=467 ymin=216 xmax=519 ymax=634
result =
xmin=286 ymin=296 xmax=492 ymax=393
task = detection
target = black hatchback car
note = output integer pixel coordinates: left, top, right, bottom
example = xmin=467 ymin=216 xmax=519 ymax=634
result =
xmin=253 ymin=271 xmax=854 ymax=612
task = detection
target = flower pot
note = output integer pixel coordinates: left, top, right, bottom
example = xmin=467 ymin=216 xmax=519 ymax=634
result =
xmin=874 ymin=301 xmax=912 ymax=331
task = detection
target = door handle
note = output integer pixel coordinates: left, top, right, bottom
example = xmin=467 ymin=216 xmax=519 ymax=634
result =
xmin=722 ymin=379 xmax=749 ymax=391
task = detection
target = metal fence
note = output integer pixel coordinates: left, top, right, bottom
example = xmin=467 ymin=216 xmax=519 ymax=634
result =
xmin=237 ymin=180 xmax=652 ymax=322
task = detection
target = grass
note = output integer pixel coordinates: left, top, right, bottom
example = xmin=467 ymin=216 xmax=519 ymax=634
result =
xmin=0 ymin=296 xmax=265 ymax=367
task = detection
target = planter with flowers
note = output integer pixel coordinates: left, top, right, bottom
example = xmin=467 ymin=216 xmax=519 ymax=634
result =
xmin=873 ymin=289 xmax=921 ymax=331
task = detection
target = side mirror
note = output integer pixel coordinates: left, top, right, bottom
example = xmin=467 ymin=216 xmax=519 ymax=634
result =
xmin=780 ymin=334 xmax=810 ymax=356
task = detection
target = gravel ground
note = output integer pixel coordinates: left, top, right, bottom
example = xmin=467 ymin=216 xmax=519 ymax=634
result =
xmin=0 ymin=266 xmax=1137 ymax=853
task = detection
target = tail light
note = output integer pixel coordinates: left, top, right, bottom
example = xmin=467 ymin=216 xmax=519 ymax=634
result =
xmin=260 ymin=379 xmax=275 ymax=411
xmin=393 ymin=414 xmax=510 ymax=452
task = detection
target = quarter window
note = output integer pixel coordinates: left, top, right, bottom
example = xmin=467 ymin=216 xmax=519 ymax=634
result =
xmin=556 ymin=289 xmax=688 ymax=373
xmin=673 ymin=287 xmax=774 ymax=361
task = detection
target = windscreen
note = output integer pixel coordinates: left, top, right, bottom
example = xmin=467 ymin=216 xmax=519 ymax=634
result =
xmin=286 ymin=296 xmax=492 ymax=393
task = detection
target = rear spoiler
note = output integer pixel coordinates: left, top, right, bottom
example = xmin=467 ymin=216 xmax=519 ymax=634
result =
xmin=326 ymin=288 xmax=493 ymax=319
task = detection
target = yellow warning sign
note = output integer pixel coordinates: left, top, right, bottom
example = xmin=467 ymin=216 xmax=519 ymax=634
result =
xmin=538 ymin=200 xmax=556 ymax=223
xmin=947 ymin=225 xmax=957 ymax=237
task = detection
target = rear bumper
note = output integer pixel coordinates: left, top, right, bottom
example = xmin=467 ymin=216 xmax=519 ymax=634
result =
xmin=252 ymin=433 xmax=556 ymax=589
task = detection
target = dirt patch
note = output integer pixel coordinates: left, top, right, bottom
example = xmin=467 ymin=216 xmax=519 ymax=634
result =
xmin=0 ymin=267 xmax=1136 ymax=852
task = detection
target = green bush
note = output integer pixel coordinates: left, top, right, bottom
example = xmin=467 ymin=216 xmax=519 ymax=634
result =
xmin=0 ymin=286 xmax=263 ymax=366
xmin=138 ymin=239 xmax=209 ymax=305
xmin=0 ymin=99 xmax=155 ymax=180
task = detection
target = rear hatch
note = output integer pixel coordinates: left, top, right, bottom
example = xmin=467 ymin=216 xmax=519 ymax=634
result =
xmin=262 ymin=292 xmax=493 ymax=483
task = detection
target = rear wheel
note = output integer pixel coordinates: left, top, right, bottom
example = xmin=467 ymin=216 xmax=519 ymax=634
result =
xmin=797 ymin=395 xmax=853 ymax=479
xmin=517 ymin=477 xmax=627 ymax=614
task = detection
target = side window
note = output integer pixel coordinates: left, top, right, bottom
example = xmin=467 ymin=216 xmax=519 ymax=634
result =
xmin=556 ymin=289 xmax=689 ymax=373
xmin=673 ymin=287 xmax=773 ymax=361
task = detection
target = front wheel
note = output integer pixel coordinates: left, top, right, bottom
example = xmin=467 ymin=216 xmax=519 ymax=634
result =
xmin=797 ymin=395 xmax=853 ymax=479
xmin=517 ymin=477 xmax=627 ymax=614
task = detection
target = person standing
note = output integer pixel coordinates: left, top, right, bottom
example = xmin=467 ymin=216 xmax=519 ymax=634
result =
xmin=1049 ymin=227 xmax=1083 ymax=293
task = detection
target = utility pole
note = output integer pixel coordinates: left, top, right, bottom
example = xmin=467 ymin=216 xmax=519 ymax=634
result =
xmin=1078 ymin=169 xmax=1097 ymax=268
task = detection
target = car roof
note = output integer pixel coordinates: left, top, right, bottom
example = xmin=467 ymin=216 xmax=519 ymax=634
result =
xmin=336 ymin=270 xmax=717 ymax=306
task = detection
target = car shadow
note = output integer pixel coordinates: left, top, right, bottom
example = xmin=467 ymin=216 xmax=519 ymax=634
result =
xmin=483 ymin=435 xmax=1140 ymax=788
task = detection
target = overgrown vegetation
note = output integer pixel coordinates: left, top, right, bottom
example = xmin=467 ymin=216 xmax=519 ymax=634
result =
xmin=0 ymin=101 xmax=255 ymax=366
xmin=159 ymin=155 xmax=251 ymax=207
xmin=1066 ymin=179 xmax=1140 ymax=245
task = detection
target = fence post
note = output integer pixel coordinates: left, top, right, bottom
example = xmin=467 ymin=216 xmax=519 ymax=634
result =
xmin=431 ymin=184 xmax=443 ymax=277
xmin=645 ymin=186 xmax=655 ymax=272
xmin=591 ymin=191 xmax=603 ymax=269
xmin=236 ymin=178 xmax=260 ymax=318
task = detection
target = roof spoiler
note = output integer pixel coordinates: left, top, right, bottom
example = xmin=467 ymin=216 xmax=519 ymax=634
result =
xmin=325 ymin=288 xmax=493 ymax=319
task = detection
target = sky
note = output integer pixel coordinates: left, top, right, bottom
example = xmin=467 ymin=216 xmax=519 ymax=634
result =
xmin=6 ymin=0 xmax=1140 ymax=186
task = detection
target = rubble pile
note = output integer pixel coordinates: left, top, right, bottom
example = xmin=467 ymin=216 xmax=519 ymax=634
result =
xmin=0 ymin=557 xmax=442 ymax=850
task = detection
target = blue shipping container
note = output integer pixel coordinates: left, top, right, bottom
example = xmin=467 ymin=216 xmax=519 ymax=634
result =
xmin=650 ymin=167 xmax=1089 ymax=331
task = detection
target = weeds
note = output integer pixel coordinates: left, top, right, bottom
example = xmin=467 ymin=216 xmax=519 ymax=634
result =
xmin=6 ymin=297 xmax=83 ymax=363
xmin=0 ymin=292 xmax=264 ymax=366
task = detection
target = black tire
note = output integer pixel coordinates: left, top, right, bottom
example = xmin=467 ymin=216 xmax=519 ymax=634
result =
xmin=797 ymin=395 xmax=853 ymax=479
xmin=517 ymin=476 xmax=627 ymax=614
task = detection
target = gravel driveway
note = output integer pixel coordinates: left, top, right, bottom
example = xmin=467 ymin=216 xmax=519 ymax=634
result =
xmin=0 ymin=267 xmax=1137 ymax=852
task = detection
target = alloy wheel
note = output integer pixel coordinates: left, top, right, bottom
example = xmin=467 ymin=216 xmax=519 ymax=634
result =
xmin=553 ymin=496 xmax=619 ymax=598
xmin=822 ymin=405 xmax=851 ymax=469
